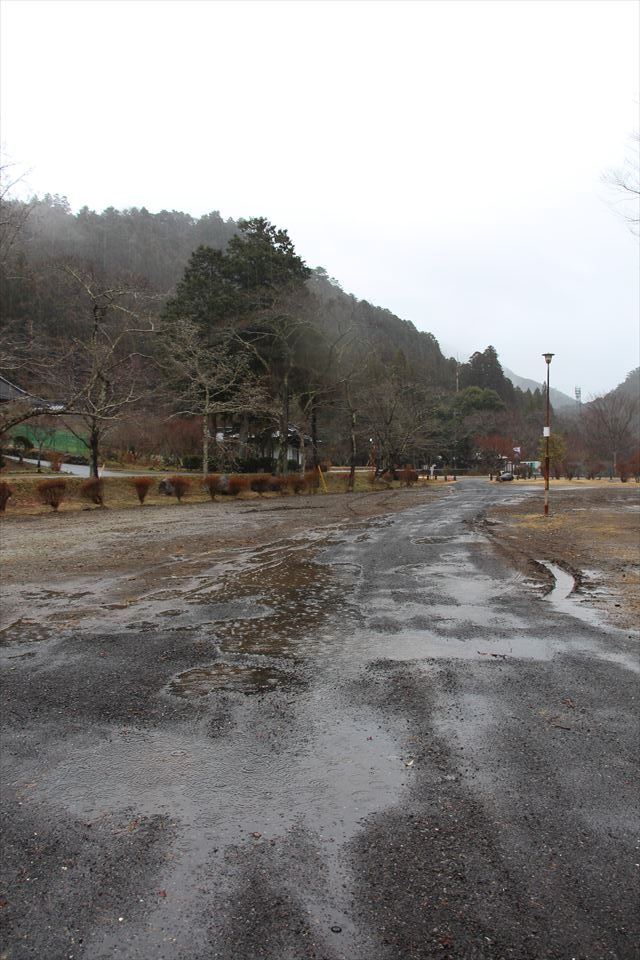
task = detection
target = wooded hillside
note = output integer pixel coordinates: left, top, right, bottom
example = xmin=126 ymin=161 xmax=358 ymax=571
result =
xmin=2 ymin=191 xmax=634 ymax=481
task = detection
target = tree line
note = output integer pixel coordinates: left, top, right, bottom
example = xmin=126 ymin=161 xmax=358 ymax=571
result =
xmin=0 ymin=186 xmax=637 ymax=481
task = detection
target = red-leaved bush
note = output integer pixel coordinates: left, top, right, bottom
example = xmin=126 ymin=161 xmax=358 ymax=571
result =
xmin=288 ymin=474 xmax=308 ymax=494
xmin=168 ymin=475 xmax=191 ymax=502
xmin=227 ymin=476 xmax=249 ymax=496
xmin=203 ymin=474 xmax=221 ymax=500
xmin=37 ymin=478 xmax=67 ymax=511
xmin=399 ymin=467 xmax=419 ymax=487
xmin=132 ymin=476 xmax=154 ymax=504
xmin=268 ymin=476 xmax=286 ymax=493
xmin=305 ymin=470 xmax=320 ymax=491
xmin=0 ymin=481 xmax=13 ymax=512
xmin=250 ymin=475 xmax=271 ymax=495
xmin=80 ymin=477 xmax=104 ymax=505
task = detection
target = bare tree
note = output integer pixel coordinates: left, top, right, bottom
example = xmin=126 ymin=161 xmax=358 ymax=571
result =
xmin=235 ymin=285 xmax=315 ymax=475
xmin=0 ymin=156 xmax=32 ymax=267
xmin=363 ymin=356 xmax=440 ymax=474
xmin=603 ymin=132 xmax=640 ymax=236
xmin=583 ymin=392 xmax=637 ymax=476
xmin=161 ymin=319 xmax=264 ymax=475
xmin=58 ymin=264 xmax=157 ymax=476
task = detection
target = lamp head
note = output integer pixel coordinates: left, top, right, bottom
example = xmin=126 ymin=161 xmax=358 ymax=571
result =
xmin=543 ymin=353 xmax=554 ymax=365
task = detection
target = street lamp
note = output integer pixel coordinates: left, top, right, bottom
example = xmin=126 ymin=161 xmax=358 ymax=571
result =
xmin=542 ymin=353 xmax=554 ymax=516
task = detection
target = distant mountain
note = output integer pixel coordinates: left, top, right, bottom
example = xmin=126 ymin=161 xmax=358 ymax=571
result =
xmin=611 ymin=367 xmax=640 ymax=401
xmin=503 ymin=368 xmax=578 ymax=410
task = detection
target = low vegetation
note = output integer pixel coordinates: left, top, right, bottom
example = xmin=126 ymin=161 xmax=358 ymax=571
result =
xmin=0 ymin=480 xmax=12 ymax=512
xmin=203 ymin=474 xmax=221 ymax=500
xmin=131 ymin=476 xmax=154 ymax=504
xmin=79 ymin=477 xmax=104 ymax=506
xmin=0 ymin=467 xmax=457 ymax=518
xmin=36 ymin=478 xmax=67 ymax=512
xmin=167 ymin=475 xmax=191 ymax=502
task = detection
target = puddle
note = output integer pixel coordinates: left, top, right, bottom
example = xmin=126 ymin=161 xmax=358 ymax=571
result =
xmin=412 ymin=535 xmax=453 ymax=544
xmin=169 ymin=661 xmax=299 ymax=697
xmin=210 ymin=551 xmax=351 ymax=659
xmin=536 ymin=561 xmax=637 ymax=658
xmin=0 ymin=618 xmax=50 ymax=644
xmin=539 ymin=561 xmax=575 ymax=601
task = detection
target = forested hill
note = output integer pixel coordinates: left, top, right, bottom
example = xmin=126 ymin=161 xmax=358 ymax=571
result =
xmin=1 ymin=194 xmax=456 ymax=390
xmin=9 ymin=194 xmax=238 ymax=289
xmin=1 ymin=194 xmax=635 ymax=479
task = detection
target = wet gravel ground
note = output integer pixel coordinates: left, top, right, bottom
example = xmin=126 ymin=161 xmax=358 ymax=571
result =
xmin=1 ymin=480 xmax=638 ymax=960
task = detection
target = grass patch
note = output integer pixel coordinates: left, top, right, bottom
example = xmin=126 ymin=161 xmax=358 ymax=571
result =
xmin=0 ymin=469 xmax=442 ymax=519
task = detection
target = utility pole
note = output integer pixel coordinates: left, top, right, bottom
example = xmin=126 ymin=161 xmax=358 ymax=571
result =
xmin=453 ymin=358 xmax=459 ymax=480
xmin=543 ymin=353 xmax=554 ymax=516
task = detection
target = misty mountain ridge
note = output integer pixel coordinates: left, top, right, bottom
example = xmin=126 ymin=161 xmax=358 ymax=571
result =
xmin=503 ymin=369 xmax=579 ymax=409
xmin=1 ymin=194 xmax=634 ymax=415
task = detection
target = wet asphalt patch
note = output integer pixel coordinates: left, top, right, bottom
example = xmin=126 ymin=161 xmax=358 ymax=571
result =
xmin=1 ymin=481 xmax=638 ymax=959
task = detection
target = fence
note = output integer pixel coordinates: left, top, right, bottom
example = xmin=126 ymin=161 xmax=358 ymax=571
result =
xmin=8 ymin=425 xmax=88 ymax=457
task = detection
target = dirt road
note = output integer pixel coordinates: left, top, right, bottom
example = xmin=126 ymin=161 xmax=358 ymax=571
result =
xmin=1 ymin=481 xmax=638 ymax=959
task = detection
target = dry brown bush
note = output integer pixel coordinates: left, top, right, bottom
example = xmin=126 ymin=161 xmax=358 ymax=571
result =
xmin=167 ymin=475 xmax=191 ymax=502
xmin=305 ymin=470 xmax=320 ymax=491
xmin=131 ymin=476 xmax=154 ymax=504
xmin=37 ymin=479 xmax=67 ymax=512
xmin=250 ymin=475 xmax=271 ymax=495
xmin=227 ymin=476 xmax=249 ymax=496
xmin=80 ymin=477 xmax=104 ymax=505
xmin=268 ymin=476 xmax=286 ymax=493
xmin=288 ymin=475 xmax=308 ymax=494
xmin=399 ymin=467 xmax=418 ymax=486
xmin=203 ymin=474 xmax=221 ymax=500
xmin=0 ymin=481 xmax=13 ymax=512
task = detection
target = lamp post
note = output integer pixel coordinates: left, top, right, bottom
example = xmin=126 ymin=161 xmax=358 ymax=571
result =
xmin=543 ymin=353 xmax=554 ymax=516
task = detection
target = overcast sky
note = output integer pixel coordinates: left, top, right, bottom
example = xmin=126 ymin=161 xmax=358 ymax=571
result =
xmin=1 ymin=0 xmax=638 ymax=397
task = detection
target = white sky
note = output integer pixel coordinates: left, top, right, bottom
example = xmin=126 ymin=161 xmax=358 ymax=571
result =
xmin=1 ymin=0 xmax=638 ymax=397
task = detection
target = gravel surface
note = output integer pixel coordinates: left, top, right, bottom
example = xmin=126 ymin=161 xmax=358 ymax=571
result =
xmin=1 ymin=480 xmax=638 ymax=960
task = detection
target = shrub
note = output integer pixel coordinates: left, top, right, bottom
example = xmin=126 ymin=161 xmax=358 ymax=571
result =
xmin=288 ymin=474 xmax=308 ymax=494
xmin=182 ymin=455 xmax=203 ymax=471
xmin=399 ymin=467 xmax=419 ymax=487
xmin=37 ymin=478 xmax=67 ymax=511
xmin=318 ymin=460 xmax=331 ymax=473
xmin=203 ymin=474 xmax=221 ymax=500
xmin=227 ymin=476 xmax=249 ymax=496
xmin=250 ymin=475 xmax=271 ymax=495
xmin=48 ymin=452 xmax=64 ymax=472
xmin=268 ymin=475 xmax=286 ymax=493
xmin=132 ymin=476 xmax=154 ymax=504
xmin=80 ymin=477 xmax=104 ymax=505
xmin=0 ymin=481 xmax=12 ymax=512
xmin=167 ymin=475 xmax=191 ymax=502
xmin=305 ymin=469 xmax=320 ymax=491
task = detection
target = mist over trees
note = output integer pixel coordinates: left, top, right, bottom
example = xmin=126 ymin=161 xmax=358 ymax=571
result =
xmin=0 ymin=188 xmax=637 ymax=478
